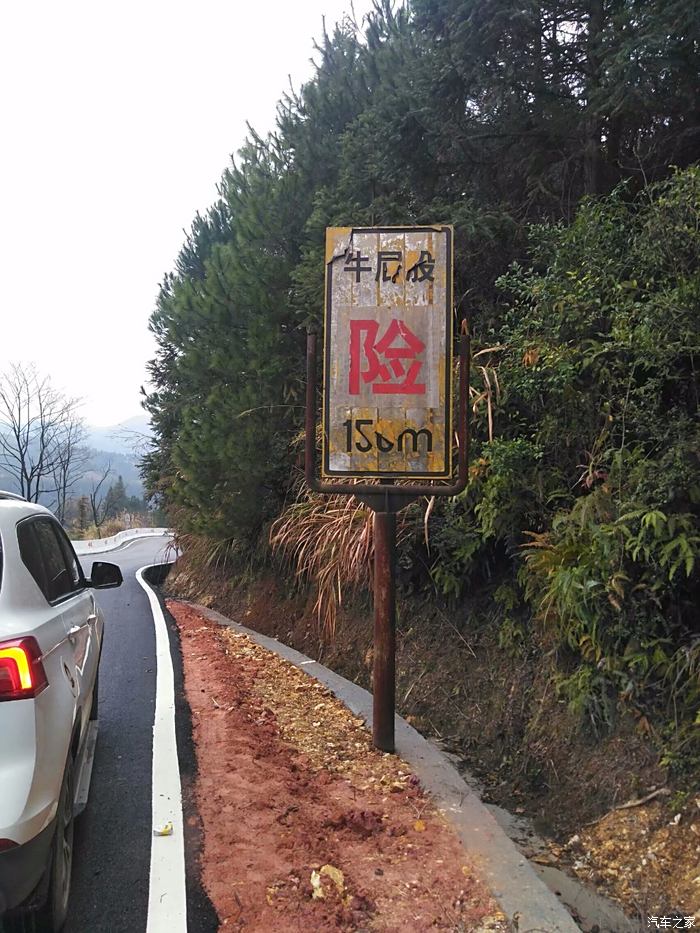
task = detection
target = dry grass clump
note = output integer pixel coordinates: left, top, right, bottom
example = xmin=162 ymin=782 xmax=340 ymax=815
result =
xmin=171 ymin=530 xmax=238 ymax=571
xmin=270 ymin=493 xmax=374 ymax=639
xmin=469 ymin=345 xmax=503 ymax=443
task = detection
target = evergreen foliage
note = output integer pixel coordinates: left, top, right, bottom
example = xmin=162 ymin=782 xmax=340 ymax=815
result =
xmin=143 ymin=1 xmax=699 ymax=747
xmin=432 ymin=169 xmax=700 ymax=747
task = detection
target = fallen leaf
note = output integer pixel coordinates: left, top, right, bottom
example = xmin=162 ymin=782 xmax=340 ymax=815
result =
xmin=310 ymin=870 xmax=324 ymax=899
xmin=320 ymin=864 xmax=345 ymax=895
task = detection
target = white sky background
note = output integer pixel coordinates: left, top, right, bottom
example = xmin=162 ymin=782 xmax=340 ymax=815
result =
xmin=0 ymin=0 xmax=375 ymax=426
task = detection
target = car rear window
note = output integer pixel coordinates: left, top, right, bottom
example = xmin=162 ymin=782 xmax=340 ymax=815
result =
xmin=53 ymin=523 xmax=83 ymax=590
xmin=34 ymin=521 xmax=71 ymax=601
xmin=17 ymin=518 xmax=83 ymax=603
xmin=17 ymin=522 xmax=49 ymax=598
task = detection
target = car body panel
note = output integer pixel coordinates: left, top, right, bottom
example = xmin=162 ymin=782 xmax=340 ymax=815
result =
xmin=0 ymin=495 xmax=108 ymax=913
xmin=0 ymin=817 xmax=55 ymax=914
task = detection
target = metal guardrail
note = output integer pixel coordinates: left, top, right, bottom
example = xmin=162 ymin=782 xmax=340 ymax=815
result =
xmin=71 ymin=528 xmax=171 ymax=555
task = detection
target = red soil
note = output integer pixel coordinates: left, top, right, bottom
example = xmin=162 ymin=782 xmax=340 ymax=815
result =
xmin=168 ymin=599 xmax=506 ymax=932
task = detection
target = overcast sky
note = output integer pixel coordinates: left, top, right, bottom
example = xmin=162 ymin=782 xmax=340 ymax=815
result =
xmin=0 ymin=0 xmax=373 ymax=426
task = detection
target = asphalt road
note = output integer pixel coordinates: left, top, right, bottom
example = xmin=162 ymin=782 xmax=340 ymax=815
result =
xmin=64 ymin=536 xmax=180 ymax=933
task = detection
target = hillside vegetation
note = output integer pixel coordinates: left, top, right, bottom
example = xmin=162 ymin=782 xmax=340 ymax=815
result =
xmin=143 ymin=0 xmax=699 ymax=785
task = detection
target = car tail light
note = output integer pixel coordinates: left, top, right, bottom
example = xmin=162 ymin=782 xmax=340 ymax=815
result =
xmin=0 ymin=839 xmax=18 ymax=851
xmin=0 ymin=637 xmax=48 ymax=701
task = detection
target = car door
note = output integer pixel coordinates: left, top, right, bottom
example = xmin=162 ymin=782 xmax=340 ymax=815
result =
xmin=53 ymin=521 xmax=101 ymax=723
xmin=31 ymin=519 xmax=96 ymax=735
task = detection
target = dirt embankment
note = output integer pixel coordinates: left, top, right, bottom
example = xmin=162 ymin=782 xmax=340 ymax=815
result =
xmin=167 ymin=560 xmax=700 ymax=918
xmin=170 ymin=600 xmax=505 ymax=932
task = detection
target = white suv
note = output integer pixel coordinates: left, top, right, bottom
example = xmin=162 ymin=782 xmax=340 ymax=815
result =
xmin=0 ymin=492 xmax=122 ymax=931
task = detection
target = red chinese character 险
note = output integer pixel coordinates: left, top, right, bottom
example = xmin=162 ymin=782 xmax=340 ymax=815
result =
xmin=349 ymin=319 xmax=426 ymax=395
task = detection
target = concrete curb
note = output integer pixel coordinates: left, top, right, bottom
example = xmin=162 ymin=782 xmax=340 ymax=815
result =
xmin=187 ymin=601 xmax=582 ymax=932
xmin=72 ymin=528 xmax=171 ymax=555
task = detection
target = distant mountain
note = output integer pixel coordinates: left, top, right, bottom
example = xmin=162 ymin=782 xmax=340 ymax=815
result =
xmin=0 ymin=450 xmax=145 ymax=504
xmin=0 ymin=415 xmax=151 ymax=504
xmin=86 ymin=415 xmax=152 ymax=456
xmin=71 ymin=448 xmax=145 ymax=499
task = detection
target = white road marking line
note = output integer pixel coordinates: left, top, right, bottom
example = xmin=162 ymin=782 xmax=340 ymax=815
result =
xmin=136 ymin=566 xmax=187 ymax=933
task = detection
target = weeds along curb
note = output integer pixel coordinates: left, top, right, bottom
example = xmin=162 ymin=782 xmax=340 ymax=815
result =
xmin=180 ymin=600 xmax=582 ymax=933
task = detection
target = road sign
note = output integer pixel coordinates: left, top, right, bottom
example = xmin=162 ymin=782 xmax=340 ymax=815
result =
xmin=323 ymin=226 xmax=453 ymax=478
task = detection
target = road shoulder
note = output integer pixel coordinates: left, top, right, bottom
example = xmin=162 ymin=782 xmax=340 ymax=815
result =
xmin=179 ymin=598 xmax=581 ymax=933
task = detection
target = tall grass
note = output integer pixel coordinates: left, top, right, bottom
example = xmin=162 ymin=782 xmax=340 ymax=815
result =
xmin=172 ymin=530 xmax=238 ymax=572
xmin=270 ymin=493 xmax=375 ymax=639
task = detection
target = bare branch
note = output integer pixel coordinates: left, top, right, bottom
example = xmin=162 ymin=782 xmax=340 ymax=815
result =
xmin=0 ymin=363 xmax=86 ymax=507
xmin=88 ymin=463 xmax=113 ymax=537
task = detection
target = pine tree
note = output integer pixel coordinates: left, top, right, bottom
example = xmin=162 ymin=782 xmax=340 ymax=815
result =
xmin=142 ymin=0 xmax=699 ymax=546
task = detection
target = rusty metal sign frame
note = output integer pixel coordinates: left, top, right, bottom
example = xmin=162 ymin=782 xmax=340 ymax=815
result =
xmin=322 ymin=226 xmax=454 ymax=480
xmin=305 ymin=225 xmax=470 ymax=754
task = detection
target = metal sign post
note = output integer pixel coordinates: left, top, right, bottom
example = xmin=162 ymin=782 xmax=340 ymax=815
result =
xmin=306 ymin=226 xmax=470 ymax=753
